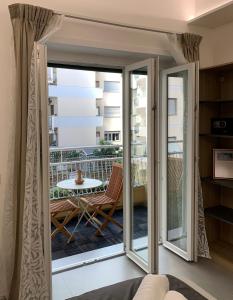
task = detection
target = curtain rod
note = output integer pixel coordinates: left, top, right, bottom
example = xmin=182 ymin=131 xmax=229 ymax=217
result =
xmin=55 ymin=11 xmax=182 ymax=35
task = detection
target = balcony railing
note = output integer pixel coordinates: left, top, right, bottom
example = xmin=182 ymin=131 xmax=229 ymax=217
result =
xmin=49 ymin=145 xmax=123 ymax=200
xmin=49 ymin=142 xmax=183 ymax=200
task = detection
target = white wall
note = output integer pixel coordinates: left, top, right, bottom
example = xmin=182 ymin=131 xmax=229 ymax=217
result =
xmin=209 ymin=21 xmax=233 ymax=66
xmin=57 ymin=127 xmax=96 ymax=147
xmin=191 ymin=0 xmax=233 ymax=68
xmin=57 ymin=68 xmax=95 ymax=87
xmin=192 ymin=19 xmax=233 ymax=68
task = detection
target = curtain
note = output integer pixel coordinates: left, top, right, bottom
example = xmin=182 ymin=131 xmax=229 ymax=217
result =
xmin=0 ymin=4 xmax=63 ymax=299
xmin=178 ymin=32 xmax=210 ymax=259
xmin=178 ymin=33 xmax=202 ymax=63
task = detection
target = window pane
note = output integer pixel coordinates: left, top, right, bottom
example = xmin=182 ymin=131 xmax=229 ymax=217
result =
xmin=104 ymin=106 xmax=121 ymax=117
xmin=168 ymin=98 xmax=177 ymax=116
xmin=104 ymin=131 xmax=120 ymax=142
xmin=130 ymin=69 xmax=148 ymax=263
xmin=167 ymin=72 xmax=187 ymax=252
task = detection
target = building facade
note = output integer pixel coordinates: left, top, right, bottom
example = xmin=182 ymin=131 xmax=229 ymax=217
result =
xmin=48 ymin=67 xmax=122 ymax=148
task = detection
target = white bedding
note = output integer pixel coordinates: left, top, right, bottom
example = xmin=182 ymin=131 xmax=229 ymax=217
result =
xmin=133 ymin=275 xmax=188 ymax=300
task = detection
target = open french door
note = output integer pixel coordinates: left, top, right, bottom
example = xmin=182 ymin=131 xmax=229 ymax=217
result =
xmin=123 ymin=58 xmax=159 ymax=273
xmin=161 ymin=63 xmax=197 ymax=261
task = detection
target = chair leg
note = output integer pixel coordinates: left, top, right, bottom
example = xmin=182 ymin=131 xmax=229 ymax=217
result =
xmin=51 ymin=215 xmax=72 ymax=240
xmin=95 ymin=205 xmax=123 ymax=236
xmin=51 ymin=208 xmax=79 ymax=240
xmin=85 ymin=210 xmax=98 ymax=226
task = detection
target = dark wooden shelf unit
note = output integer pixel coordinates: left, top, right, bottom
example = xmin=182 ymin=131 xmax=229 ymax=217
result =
xmin=201 ymin=177 xmax=233 ymax=189
xmin=200 ymin=99 xmax=233 ymax=104
xmin=205 ymin=205 xmax=233 ymax=226
xmin=199 ymin=133 xmax=233 ymax=138
xmin=199 ymin=64 xmax=233 ymax=263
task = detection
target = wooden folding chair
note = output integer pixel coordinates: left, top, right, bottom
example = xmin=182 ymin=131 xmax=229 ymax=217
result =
xmin=50 ymin=199 xmax=79 ymax=241
xmin=80 ymin=163 xmax=123 ymax=235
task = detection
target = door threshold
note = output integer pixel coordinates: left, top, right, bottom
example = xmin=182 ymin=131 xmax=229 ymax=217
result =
xmin=52 ymin=243 xmax=125 ymax=274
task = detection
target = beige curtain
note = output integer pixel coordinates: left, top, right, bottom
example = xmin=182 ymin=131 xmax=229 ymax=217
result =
xmin=178 ymin=32 xmax=210 ymax=259
xmin=0 ymin=4 xmax=62 ymax=299
xmin=178 ymin=33 xmax=202 ymax=63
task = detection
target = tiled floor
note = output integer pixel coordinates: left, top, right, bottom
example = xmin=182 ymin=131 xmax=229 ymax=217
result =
xmin=52 ymin=207 xmax=147 ymax=260
xmin=52 ymin=243 xmax=124 ymax=273
xmin=52 ymin=254 xmax=145 ymax=300
xmin=52 ymin=246 xmax=233 ymax=300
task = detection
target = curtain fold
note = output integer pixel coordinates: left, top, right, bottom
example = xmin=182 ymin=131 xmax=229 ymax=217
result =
xmin=177 ymin=32 xmax=210 ymax=259
xmin=0 ymin=4 xmax=62 ymax=299
xmin=178 ymin=33 xmax=202 ymax=63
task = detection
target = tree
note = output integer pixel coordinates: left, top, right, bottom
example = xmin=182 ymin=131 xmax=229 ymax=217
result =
xmin=93 ymin=139 xmax=123 ymax=158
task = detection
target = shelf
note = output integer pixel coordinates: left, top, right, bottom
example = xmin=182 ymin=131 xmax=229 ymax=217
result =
xmin=199 ymin=133 xmax=233 ymax=138
xmin=201 ymin=177 xmax=233 ymax=189
xmin=205 ymin=205 xmax=233 ymax=226
xmin=200 ymin=99 xmax=233 ymax=104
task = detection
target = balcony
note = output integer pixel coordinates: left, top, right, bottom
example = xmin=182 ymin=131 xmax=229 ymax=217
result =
xmin=50 ymin=143 xmax=182 ymax=263
xmin=49 ymin=144 xmax=149 ymax=263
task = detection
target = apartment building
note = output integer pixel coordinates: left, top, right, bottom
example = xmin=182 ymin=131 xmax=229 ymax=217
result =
xmin=48 ymin=67 xmax=122 ymax=148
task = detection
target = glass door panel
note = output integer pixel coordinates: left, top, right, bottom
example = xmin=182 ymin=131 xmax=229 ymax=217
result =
xmin=124 ymin=58 xmax=158 ymax=273
xmin=161 ymin=63 xmax=195 ymax=261
xmin=131 ymin=70 xmax=148 ymax=262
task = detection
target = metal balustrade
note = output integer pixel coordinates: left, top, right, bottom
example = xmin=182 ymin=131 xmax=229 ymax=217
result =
xmin=49 ymin=143 xmax=183 ymax=200
xmin=49 ymin=145 xmax=123 ymax=200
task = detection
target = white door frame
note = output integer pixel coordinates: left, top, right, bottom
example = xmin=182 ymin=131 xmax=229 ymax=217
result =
xmin=161 ymin=63 xmax=196 ymax=261
xmin=123 ymin=58 xmax=159 ymax=273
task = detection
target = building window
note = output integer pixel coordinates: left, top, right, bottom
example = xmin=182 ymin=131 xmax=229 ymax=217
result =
xmin=50 ymin=104 xmax=55 ymax=116
xmin=168 ymin=98 xmax=177 ymax=116
xmin=49 ymin=128 xmax=58 ymax=147
xmin=104 ymin=81 xmax=121 ymax=93
xmin=168 ymin=136 xmax=176 ymax=142
xmin=104 ymin=131 xmax=120 ymax=142
xmin=96 ymin=131 xmax=101 ymax=144
xmin=96 ymin=80 xmax=100 ymax=88
xmin=96 ymin=106 xmax=101 ymax=116
xmin=47 ymin=67 xmax=57 ymax=85
xmin=104 ymin=106 xmax=121 ymax=118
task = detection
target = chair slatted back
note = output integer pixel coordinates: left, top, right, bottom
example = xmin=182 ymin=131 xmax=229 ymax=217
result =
xmin=105 ymin=163 xmax=123 ymax=202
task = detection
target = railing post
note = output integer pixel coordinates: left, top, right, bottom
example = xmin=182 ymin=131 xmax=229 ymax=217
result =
xmin=60 ymin=149 xmax=63 ymax=163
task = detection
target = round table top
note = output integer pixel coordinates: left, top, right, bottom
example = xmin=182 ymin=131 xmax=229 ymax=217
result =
xmin=57 ymin=178 xmax=103 ymax=190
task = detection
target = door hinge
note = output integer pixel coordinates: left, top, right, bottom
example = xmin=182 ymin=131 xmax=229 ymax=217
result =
xmin=194 ymin=103 xmax=198 ymax=112
xmin=152 ymin=104 xmax=157 ymax=111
